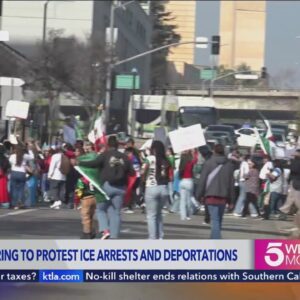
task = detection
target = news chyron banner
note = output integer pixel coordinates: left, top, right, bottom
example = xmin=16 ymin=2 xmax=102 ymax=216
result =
xmin=0 ymin=240 xmax=299 ymax=283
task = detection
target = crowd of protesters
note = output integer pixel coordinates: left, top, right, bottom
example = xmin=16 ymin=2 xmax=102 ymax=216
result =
xmin=0 ymin=133 xmax=300 ymax=241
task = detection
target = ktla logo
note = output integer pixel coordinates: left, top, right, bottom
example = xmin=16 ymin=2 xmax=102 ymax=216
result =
xmin=264 ymin=242 xmax=284 ymax=267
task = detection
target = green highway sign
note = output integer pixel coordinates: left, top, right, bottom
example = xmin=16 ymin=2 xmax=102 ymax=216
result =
xmin=115 ymin=74 xmax=140 ymax=89
xmin=200 ymin=69 xmax=216 ymax=80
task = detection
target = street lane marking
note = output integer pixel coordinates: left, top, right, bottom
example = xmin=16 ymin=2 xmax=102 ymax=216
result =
xmin=0 ymin=209 xmax=37 ymax=218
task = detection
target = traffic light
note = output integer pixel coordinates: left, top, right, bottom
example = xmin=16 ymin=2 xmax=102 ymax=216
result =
xmin=261 ymin=67 xmax=267 ymax=79
xmin=211 ymin=35 xmax=220 ymax=55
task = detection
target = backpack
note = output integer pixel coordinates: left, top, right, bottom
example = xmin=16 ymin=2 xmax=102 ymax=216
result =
xmin=106 ymin=155 xmax=127 ymax=185
xmin=59 ymin=154 xmax=71 ymax=175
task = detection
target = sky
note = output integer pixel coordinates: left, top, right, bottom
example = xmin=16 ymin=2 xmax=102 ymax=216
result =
xmin=195 ymin=1 xmax=300 ymax=88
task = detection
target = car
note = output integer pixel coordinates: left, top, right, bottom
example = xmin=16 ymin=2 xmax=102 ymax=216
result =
xmin=204 ymin=130 xmax=236 ymax=147
xmin=206 ymin=125 xmax=237 ymax=142
xmin=271 ymin=124 xmax=288 ymax=136
xmin=235 ymin=128 xmax=260 ymax=148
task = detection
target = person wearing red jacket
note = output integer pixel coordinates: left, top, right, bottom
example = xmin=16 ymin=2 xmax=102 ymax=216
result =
xmin=178 ymin=149 xmax=198 ymax=221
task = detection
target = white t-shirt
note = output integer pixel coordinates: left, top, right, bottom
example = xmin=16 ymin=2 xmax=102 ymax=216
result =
xmin=259 ymin=161 xmax=273 ymax=180
xmin=239 ymin=161 xmax=249 ymax=182
xmin=269 ymin=167 xmax=283 ymax=194
xmin=9 ymin=152 xmax=34 ymax=173
xmin=48 ymin=153 xmax=66 ymax=181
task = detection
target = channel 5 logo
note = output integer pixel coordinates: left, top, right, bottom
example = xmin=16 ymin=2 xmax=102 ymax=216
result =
xmin=264 ymin=242 xmax=284 ymax=267
xmin=255 ymin=240 xmax=300 ymax=270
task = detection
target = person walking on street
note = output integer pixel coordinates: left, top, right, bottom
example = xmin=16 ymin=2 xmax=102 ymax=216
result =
xmin=9 ymin=145 xmax=34 ymax=209
xmin=278 ymin=150 xmax=300 ymax=236
xmin=233 ymin=155 xmax=256 ymax=217
xmin=178 ymin=149 xmax=197 ymax=221
xmin=241 ymin=158 xmax=260 ymax=218
xmin=79 ymin=135 xmax=135 ymax=239
xmin=197 ymin=144 xmax=235 ymax=239
xmin=142 ymin=141 xmax=171 ymax=239
xmin=48 ymin=146 xmax=68 ymax=209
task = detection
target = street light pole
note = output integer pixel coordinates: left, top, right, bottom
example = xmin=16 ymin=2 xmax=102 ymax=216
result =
xmin=105 ymin=39 xmax=210 ymax=129
xmin=42 ymin=0 xmax=50 ymax=44
xmin=105 ymin=0 xmax=135 ymax=125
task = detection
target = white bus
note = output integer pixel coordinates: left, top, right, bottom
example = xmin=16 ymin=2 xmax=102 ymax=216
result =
xmin=128 ymin=95 xmax=218 ymax=138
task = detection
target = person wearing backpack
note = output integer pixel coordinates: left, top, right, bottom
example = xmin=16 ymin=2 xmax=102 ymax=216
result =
xmin=196 ymin=144 xmax=235 ymax=239
xmin=48 ymin=145 xmax=68 ymax=209
xmin=78 ymin=135 xmax=135 ymax=239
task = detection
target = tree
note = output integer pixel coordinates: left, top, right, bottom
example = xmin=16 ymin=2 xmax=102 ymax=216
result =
xmin=24 ymin=29 xmax=107 ymax=141
xmin=150 ymin=1 xmax=181 ymax=87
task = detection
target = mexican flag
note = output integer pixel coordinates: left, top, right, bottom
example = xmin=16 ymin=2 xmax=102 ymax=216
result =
xmin=75 ymin=152 xmax=109 ymax=203
xmin=88 ymin=109 xmax=107 ymax=152
xmin=257 ymin=113 xmax=276 ymax=156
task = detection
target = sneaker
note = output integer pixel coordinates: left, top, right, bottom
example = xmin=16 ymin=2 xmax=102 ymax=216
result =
xmin=250 ymin=214 xmax=259 ymax=218
xmin=123 ymin=209 xmax=134 ymax=214
xmin=50 ymin=200 xmax=62 ymax=209
xmin=278 ymin=214 xmax=287 ymax=221
xmin=100 ymin=230 xmax=110 ymax=240
xmin=233 ymin=213 xmax=242 ymax=217
xmin=13 ymin=206 xmax=19 ymax=210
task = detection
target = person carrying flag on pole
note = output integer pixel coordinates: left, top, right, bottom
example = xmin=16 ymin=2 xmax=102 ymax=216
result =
xmin=88 ymin=104 xmax=107 ymax=152
xmin=78 ymin=135 xmax=135 ymax=239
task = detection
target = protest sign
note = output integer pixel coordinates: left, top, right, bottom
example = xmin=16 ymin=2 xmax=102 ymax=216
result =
xmin=169 ymin=124 xmax=206 ymax=153
xmin=5 ymin=100 xmax=29 ymax=119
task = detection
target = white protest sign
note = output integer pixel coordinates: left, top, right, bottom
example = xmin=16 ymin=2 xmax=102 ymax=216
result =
xmin=5 ymin=100 xmax=30 ymax=119
xmin=169 ymin=124 xmax=206 ymax=153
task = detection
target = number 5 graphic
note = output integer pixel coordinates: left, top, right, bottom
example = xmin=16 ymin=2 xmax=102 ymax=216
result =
xmin=264 ymin=242 xmax=284 ymax=267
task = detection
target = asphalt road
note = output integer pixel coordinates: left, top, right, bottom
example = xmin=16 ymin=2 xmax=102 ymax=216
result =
xmin=0 ymin=206 xmax=293 ymax=239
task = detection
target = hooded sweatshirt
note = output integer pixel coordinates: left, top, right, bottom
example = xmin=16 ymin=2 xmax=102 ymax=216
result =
xmin=196 ymin=154 xmax=235 ymax=204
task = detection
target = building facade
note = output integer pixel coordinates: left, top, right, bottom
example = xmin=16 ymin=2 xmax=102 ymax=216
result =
xmin=0 ymin=0 xmax=152 ymax=96
xmin=219 ymin=0 xmax=266 ymax=70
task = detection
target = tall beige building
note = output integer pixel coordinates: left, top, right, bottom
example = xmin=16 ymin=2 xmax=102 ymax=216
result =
xmin=219 ymin=1 xmax=266 ymax=70
xmin=164 ymin=0 xmax=197 ymax=78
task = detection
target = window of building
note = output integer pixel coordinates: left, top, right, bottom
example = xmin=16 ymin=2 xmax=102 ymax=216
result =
xmin=0 ymin=0 xmax=2 ymax=16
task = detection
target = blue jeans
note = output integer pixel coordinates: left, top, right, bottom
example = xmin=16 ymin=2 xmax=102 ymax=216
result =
xmin=179 ymin=179 xmax=194 ymax=220
xmin=234 ymin=181 xmax=256 ymax=215
xmin=208 ymin=204 xmax=226 ymax=239
xmin=145 ymin=185 xmax=168 ymax=239
xmin=25 ymin=176 xmax=38 ymax=207
xmin=10 ymin=171 xmax=26 ymax=207
xmin=96 ymin=181 xmax=125 ymax=239
xmin=270 ymin=192 xmax=283 ymax=214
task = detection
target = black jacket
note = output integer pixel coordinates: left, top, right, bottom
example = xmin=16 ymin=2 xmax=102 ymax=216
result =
xmin=79 ymin=149 xmax=135 ymax=187
xmin=290 ymin=158 xmax=300 ymax=190
xmin=196 ymin=154 xmax=235 ymax=203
